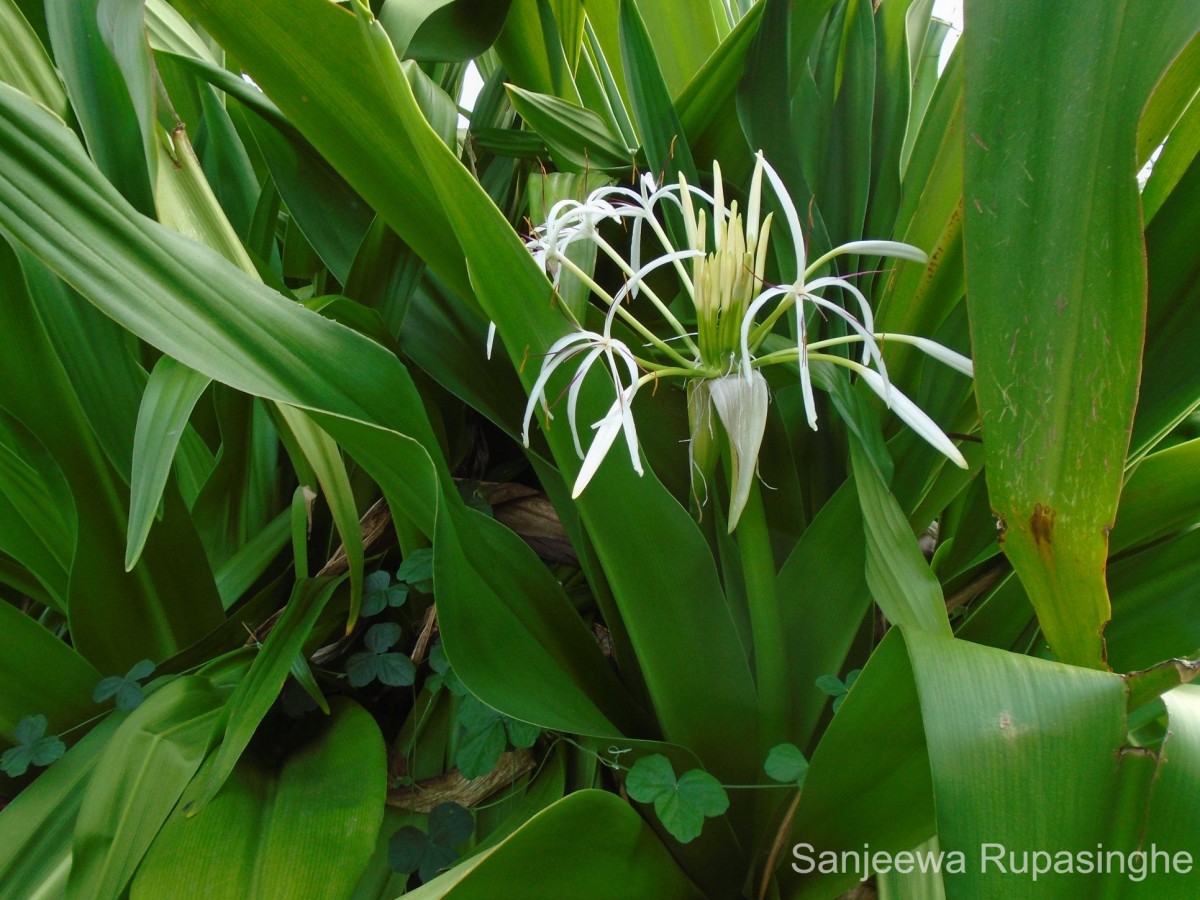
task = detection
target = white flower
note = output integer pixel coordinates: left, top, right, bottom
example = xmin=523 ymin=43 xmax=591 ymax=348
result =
xmin=520 ymin=329 xmax=643 ymax=497
xmin=515 ymin=151 xmax=974 ymax=530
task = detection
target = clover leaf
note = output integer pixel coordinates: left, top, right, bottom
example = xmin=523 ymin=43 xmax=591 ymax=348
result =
xmin=395 ymin=548 xmax=434 ymax=594
xmin=92 ymin=658 xmax=156 ymax=711
xmin=764 ymin=743 xmax=809 ymax=787
xmin=388 ymin=801 xmax=474 ymax=882
xmin=816 ymin=668 xmax=861 ymax=713
xmin=1 ymin=714 xmax=66 ymax=777
xmin=625 ymin=754 xmax=729 ymax=844
xmin=454 ymin=695 xmax=540 ymax=779
xmin=346 ymin=623 xmax=415 ymax=688
xmin=427 ymin=641 xmax=466 ymax=697
xmin=360 ymin=570 xmax=408 ymax=617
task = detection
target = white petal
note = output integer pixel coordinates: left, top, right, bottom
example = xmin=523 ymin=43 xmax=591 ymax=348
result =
xmin=486 ymin=321 xmax=497 ymax=359
xmin=806 ymin=276 xmax=875 ymax=364
xmin=572 ymin=399 xmax=627 ymax=498
xmin=612 ymin=249 xmax=705 ymax=306
xmin=757 ymin=152 xmax=807 ymax=277
xmin=566 ymin=346 xmax=606 ymax=458
xmin=805 ymin=293 xmax=890 ymax=404
xmin=739 ymin=286 xmax=790 ymax=378
xmin=708 ymin=371 xmax=770 ymax=532
xmin=878 ymin=334 xmax=975 ymax=378
xmin=817 ymin=240 xmax=927 ymax=268
xmin=856 ymin=368 xmax=967 ymax=468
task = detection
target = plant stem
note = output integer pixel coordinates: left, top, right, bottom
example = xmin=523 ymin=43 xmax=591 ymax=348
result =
xmin=758 ymin=789 xmax=802 ymax=900
xmin=735 ymin=479 xmax=789 ymax=750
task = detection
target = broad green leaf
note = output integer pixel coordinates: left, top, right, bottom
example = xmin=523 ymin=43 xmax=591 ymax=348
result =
xmin=618 ymin=0 xmax=698 ymax=184
xmin=0 ymin=239 xmax=223 ymax=672
xmin=785 ymin=629 xmax=1163 ymax=898
xmin=379 ymin=0 xmax=514 ymax=61
xmin=276 ymin=404 xmax=364 ymax=627
xmin=46 ymin=0 xmax=155 ymax=214
xmin=1129 ymin=145 xmax=1200 ymax=461
xmin=849 ymin=438 xmax=951 ymax=635
xmin=403 ymin=790 xmax=702 ymax=899
xmin=0 ymin=713 xmax=123 ymax=897
xmin=213 ymin=507 xmax=291 ymax=609
xmin=176 ymin=0 xmax=471 ymax=297
xmin=776 ymin=480 xmax=872 ymax=747
xmin=126 ymin=355 xmax=210 ymax=570
xmin=1106 ymin=528 xmax=1200 ymax=673
xmin=1142 ymin=89 xmax=1200 ymax=222
xmin=0 ymin=83 xmax=632 ymax=749
xmin=67 ymin=675 xmax=225 ymax=900
xmin=506 ymin=84 xmax=631 ymax=170
xmin=0 ymin=0 xmax=69 ymax=118
xmin=190 ymin=578 xmax=340 ymax=813
xmin=1112 ymin=438 xmax=1200 ymax=554
xmin=236 ymin=105 xmax=374 ymax=283
xmin=0 ymin=407 xmax=74 ymax=606
xmin=131 ymin=699 xmax=386 ymax=900
xmin=962 ymin=0 xmax=1200 ymax=668
xmin=623 ymin=0 xmax=720 ymax=98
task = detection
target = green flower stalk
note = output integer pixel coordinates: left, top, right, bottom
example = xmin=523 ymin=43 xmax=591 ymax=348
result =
xmin=518 ymin=152 xmax=973 ymax=530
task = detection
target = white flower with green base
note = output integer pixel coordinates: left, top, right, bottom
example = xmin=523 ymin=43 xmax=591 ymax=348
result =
xmin=519 ymin=152 xmax=973 ymax=530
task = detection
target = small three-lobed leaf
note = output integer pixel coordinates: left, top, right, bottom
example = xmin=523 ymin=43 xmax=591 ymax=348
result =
xmin=92 ymin=658 xmax=157 ymax=711
xmin=360 ymin=569 xmax=409 ymax=616
xmin=764 ymin=743 xmax=809 ymax=787
xmin=624 ymin=754 xmax=729 ymax=844
xmin=388 ymin=801 xmax=475 ymax=882
xmin=345 ymin=623 xmax=416 ymax=687
xmin=395 ymin=548 xmax=434 ymax=594
xmin=427 ymin=640 xmax=467 ymax=696
xmin=816 ymin=669 xmax=861 ymax=713
xmin=1 ymin=714 xmax=66 ymax=777
xmin=454 ymin=694 xmax=540 ymax=779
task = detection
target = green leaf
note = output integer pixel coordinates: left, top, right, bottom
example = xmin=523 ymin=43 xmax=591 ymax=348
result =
xmin=91 ymin=659 xmax=155 ymax=711
xmin=963 ymin=0 xmax=1200 ymax=667
xmin=46 ymin=0 xmax=155 ymax=214
xmin=1 ymin=714 xmax=66 ymax=778
xmin=815 ymin=675 xmax=846 ymax=697
xmin=275 ymin=404 xmax=365 ymax=628
xmin=67 ymin=675 xmax=225 ymax=899
xmin=388 ymin=802 xmax=474 ymax=882
xmin=456 ymin=695 xmax=508 ymax=779
xmin=190 ymin=578 xmax=341 ymax=814
xmin=0 ymin=0 xmax=69 ymax=119
xmin=504 ymin=716 xmax=540 ymax=749
xmin=365 ymin=621 xmax=402 ymax=654
xmin=764 ymin=743 xmax=808 ymax=786
xmin=399 ymin=790 xmax=700 ymax=898
xmin=505 ymin=84 xmax=631 ymax=171
xmin=618 ymin=0 xmax=697 ymax=185
xmin=362 ymin=570 xmax=408 ymax=616
xmin=0 ymin=591 xmax=101 ymax=742
xmin=379 ymin=0 xmax=514 ymax=61
xmin=131 ymin=699 xmax=385 ymax=900
xmin=126 ymin=355 xmax=210 ymax=570
xmin=849 ymin=437 xmax=952 ymax=636
xmin=395 ymin=547 xmax=435 ymax=593
xmin=0 ymin=713 xmax=122 ymax=896
xmin=625 ymin=754 xmax=729 ymax=844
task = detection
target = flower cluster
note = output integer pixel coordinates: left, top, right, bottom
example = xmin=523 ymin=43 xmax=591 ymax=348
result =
xmin=516 ymin=152 xmax=973 ymax=530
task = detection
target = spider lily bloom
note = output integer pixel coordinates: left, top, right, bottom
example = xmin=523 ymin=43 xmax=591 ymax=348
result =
xmin=518 ymin=151 xmax=974 ymax=529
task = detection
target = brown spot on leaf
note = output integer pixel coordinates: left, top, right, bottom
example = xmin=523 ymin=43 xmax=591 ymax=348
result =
xmin=1030 ymin=503 xmax=1056 ymax=551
